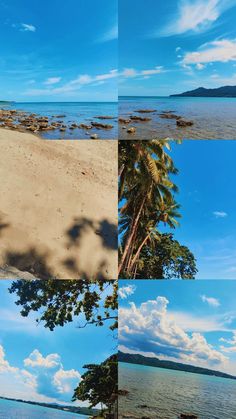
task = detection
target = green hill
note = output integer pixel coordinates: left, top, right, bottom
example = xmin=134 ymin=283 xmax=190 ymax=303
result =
xmin=170 ymin=86 xmax=236 ymax=97
xmin=118 ymin=351 xmax=236 ymax=380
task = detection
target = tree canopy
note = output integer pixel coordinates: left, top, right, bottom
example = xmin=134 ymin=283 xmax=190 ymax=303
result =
xmin=9 ymin=279 xmax=118 ymax=331
xmin=73 ymin=354 xmax=117 ymax=411
xmin=118 ymin=140 xmax=197 ymax=279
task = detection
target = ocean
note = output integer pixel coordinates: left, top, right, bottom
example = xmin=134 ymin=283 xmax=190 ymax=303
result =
xmin=2 ymin=102 xmax=117 ymax=139
xmin=119 ymin=362 xmax=236 ymax=419
xmin=119 ymin=96 xmax=236 ymax=140
xmin=0 ymin=398 xmax=87 ymax=418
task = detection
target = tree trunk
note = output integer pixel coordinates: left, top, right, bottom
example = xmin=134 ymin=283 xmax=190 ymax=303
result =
xmin=118 ymin=195 xmax=146 ymax=276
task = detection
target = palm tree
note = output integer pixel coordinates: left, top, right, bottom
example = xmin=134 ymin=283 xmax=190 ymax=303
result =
xmin=118 ymin=140 xmax=179 ymax=277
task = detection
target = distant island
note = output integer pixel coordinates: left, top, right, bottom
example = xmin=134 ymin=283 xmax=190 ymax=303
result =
xmin=118 ymin=351 xmax=236 ymax=380
xmin=0 ymin=396 xmax=100 ymax=416
xmin=170 ymin=85 xmax=236 ymax=98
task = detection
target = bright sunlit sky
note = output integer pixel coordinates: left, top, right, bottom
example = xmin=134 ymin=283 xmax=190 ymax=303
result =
xmin=0 ymin=281 xmax=115 ymax=405
xmin=119 ymin=280 xmax=236 ymax=375
xmin=0 ymin=0 xmax=118 ymax=102
xmin=119 ymin=0 xmax=236 ymax=96
xmin=166 ymin=140 xmax=236 ymax=279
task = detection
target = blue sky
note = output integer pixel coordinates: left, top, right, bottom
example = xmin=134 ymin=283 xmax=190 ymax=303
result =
xmin=0 ymin=0 xmax=118 ymax=102
xmin=119 ymin=280 xmax=236 ymax=375
xmin=119 ymin=0 xmax=236 ymax=96
xmin=0 ymin=281 xmax=115 ymax=405
xmin=165 ymin=140 xmax=236 ymax=279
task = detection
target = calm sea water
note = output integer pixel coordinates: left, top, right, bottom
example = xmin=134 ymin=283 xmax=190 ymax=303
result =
xmin=119 ymin=362 xmax=236 ymax=419
xmin=0 ymin=398 xmax=87 ymax=418
xmin=119 ymin=96 xmax=236 ymax=139
xmin=2 ymin=102 xmax=117 ymax=139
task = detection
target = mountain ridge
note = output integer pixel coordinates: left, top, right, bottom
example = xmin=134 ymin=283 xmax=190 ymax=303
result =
xmin=170 ymin=85 xmax=236 ymax=97
xmin=118 ymin=351 xmax=236 ymax=380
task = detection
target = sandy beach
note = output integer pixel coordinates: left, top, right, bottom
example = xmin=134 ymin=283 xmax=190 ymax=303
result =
xmin=0 ymin=129 xmax=117 ymax=280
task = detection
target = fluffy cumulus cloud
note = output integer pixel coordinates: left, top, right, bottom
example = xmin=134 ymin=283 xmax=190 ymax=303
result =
xmin=201 ymin=295 xmax=221 ymax=307
xmin=119 ymin=297 xmax=227 ymax=367
xmin=158 ymin=0 xmax=236 ymax=36
xmin=0 ymin=346 xmax=80 ymax=403
xmin=118 ymin=284 xmax=136 ymax=299
xmin=24 ymin=350 xmax=81 ymax=401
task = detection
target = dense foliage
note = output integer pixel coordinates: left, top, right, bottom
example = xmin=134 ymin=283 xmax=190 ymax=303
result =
xmin=119 ymin=140 xmax=197 ymax=279
xmin=9 ymin=279 xmax=118 ymax=331
xmin=73 ymin=354 xmax=118 ymax=411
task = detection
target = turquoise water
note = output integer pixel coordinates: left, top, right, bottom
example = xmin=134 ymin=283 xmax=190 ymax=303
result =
xmin=1 ymin=102 xmax=117 ymax=139
xmin=119 ymin=362 xmax=236 ymax=419
xmin=0 ymin=398 xmax=87 ymax=418
xmin=119 ymin=96 xmax=236 ymax=139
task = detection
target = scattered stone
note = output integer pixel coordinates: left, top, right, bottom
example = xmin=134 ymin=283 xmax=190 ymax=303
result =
xmin=119 ymin=118 xmax=131 ymax=124
xmin=159 ymin=113 xmax=181 ymax=120
xmin=52 ymin=114 xmax=66 ymax=118
xmin=95 ymin=115 xmax=115 ymax=119
xmin=176 ymin=119 xmax=194 ymax=127
xmin=91 ymin=122 xmax=113 ymax=129
xmin=130 ymin=116 xmax=151 ymax=122
xmin=118 ymin=390 xmax=129 ymax=396
xmin=180 ymin=414 xmax=198 ymax=419
xmin=60 ymin=127 xmax=66 ymax=132
xmin=136 ymin=109 xmax=156 ymax=113
xmin=90 ymin=134 xmax=99 ymax=139
xmin=127 ymin=127 xmax=136 ymax=134
xmin=79 ymin=123 xmax=92 ymax=130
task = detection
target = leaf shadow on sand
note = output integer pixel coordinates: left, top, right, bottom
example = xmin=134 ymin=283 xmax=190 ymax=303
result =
xmin=1 ymin=217 xmax=117 ymax=280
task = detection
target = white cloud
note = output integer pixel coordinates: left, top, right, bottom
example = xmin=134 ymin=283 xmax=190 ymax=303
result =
xmin=24 ymin=350 xmax=61 ymax=369
xmin=201 ymin=294 xmax=221 ymax=307
xmin=44 ymin=77 xmax=61 ymax=85
xmin=119 ymin=297 xmax=227 ymax=368
xmin=53 ymin=368 xmax=81 ymax=394
xmin=25 ymin=69 xmax=118 ymax=96
xmin=220 ymin=331 xmax=236 ymax=353
xmin=21 ymin=23 xmax=36 ymax=32
xmin=158 ymin=0 xmax=236 ymax=36
xmin=118 ymin=284 xmax=136 ymax=299
xmin=98 ymin=24 xmax=118 ymax=42
xmin=121 ymin=66 xmax=165 ymax=79
xmin=0 ymin=345 xmax=18 ymax=373
xmin=196 ymin=63 xmax=205 ymax=70
xmin=213 ymin=211 xmax=228 ymax=218
xmin=182 ymin=39 xmax=236 ymax=66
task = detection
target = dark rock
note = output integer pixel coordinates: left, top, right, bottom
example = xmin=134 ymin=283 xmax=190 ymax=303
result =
xmin=130 ymin=116 xmax=151 ymax=122
xmin=79 ymin=123 xmax=92 ymax=130
xmin=136 ymin=109 xmax=156 ymax=113
xmin=119 ymin=118 xmax=131 ymax=124
xmin=159 ymin=113 xmax=181 ymax=120
xmin=91 ymin=122 xmax=113 ymax=129
xmin=180 ymin=414 xmax=198 ymax=419
xmin=90 ymin=134 xmax=99 ymax=139
xmin=95 ymin=116 xmax=115 ymax=120
xmin=176 ymin=119 xmax=194 ymax=127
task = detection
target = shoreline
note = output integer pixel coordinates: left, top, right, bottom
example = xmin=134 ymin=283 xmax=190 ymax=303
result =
xmin=0 ymin=107 xmax=117 ymax=140
xmin=0 ymin=131 xmax=117 ymax=280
